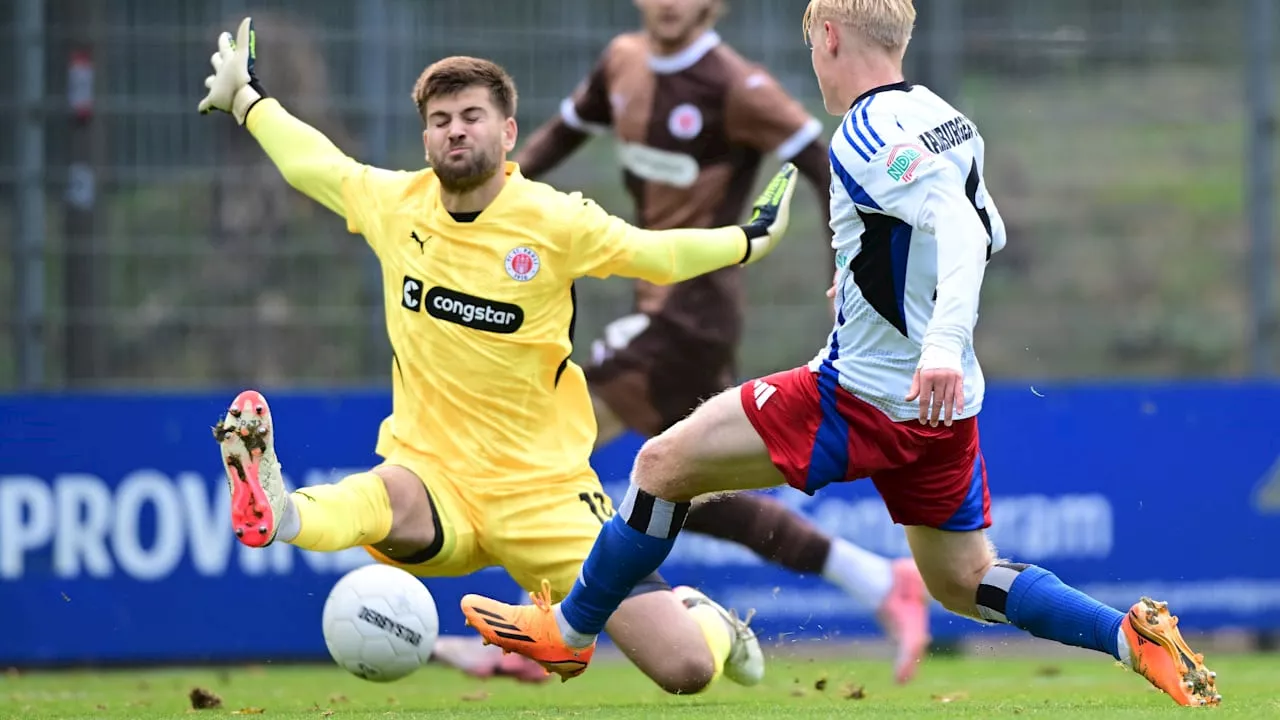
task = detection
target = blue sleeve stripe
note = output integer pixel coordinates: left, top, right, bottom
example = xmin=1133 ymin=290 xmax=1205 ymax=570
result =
xmin=847 ymin=99 xmax=880 ymax=157
xmin=859 ymin=96 xmax=886 ymax=149
xmin=828 ymin=147 xmax=883 ymax=211
xmin=838 ymin=117 xmax=871 ymax=162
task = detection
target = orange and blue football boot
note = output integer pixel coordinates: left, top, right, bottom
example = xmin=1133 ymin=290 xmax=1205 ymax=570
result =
xmin=1123 ymin=597 xmax=1221 ymax=706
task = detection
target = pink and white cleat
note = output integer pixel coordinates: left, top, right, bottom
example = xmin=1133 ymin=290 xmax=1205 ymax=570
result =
xmin=876 ymin=558 xmax=931 ymax=684
xmin=212 ymin=390 xmax=287 ymax=548
xmin=430 ymin=635 xmax=552 ymax=683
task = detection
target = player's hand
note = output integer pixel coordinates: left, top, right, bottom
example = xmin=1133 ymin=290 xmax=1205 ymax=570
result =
xmin=198 ymin=17 xmax=268 ymax=125
xmin=738 ymin=163 xmax=799 ymax=265
xmin=905 ymin=348 xmax=964 ymax=427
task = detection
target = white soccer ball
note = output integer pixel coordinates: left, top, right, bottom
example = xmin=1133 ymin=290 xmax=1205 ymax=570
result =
xmin=321 ymin=564 xmax=439 ymax=682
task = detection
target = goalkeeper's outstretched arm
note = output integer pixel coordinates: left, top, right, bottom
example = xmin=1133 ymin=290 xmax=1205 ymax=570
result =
xmin=198 ymin=17 xmax=358 ymax=219
xmin=570 ymin=164 xmax=799 ymax=284
xmin=243 ymin=99 xmax=357 ymax=218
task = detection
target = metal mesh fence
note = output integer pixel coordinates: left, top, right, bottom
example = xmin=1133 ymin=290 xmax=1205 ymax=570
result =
xmin=0 ymin=0 xmax=1274 ymax=389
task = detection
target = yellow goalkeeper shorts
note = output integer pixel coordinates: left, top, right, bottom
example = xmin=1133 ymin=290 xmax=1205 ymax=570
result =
xmin=363 ymin=436 xmax=615 ymax=601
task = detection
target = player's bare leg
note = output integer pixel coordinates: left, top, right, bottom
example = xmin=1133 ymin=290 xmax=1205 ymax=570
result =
xmin=905 ymin=525 xmax=1220 ymax=707
xmin=592 ymin=377 xmax=929 ymax=682
xmin=683 ymin=493 xmax=929 ymax=683
xmin=604 ymin=591 xmax=717 ymax=693
xmin=461 ymin=387 xmax=779 ymax=680
xmin=607 ymin=585 xmax=763 ymax=693
xmin=664 ymin=586 xmax=764 ymax=686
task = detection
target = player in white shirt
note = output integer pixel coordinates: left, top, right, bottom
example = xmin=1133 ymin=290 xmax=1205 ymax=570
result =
xmin=818 ymin=78 xmax=1004 ymax=426
xmin=461 ymin=0 xmax=1222 ymax=707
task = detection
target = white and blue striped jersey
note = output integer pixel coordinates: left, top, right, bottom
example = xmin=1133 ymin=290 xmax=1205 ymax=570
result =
xmin=808 ymin=81 xmax=1007 ymax=422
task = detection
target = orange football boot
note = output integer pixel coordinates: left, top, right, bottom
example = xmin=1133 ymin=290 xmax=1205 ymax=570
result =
xmin=1122 ymin=597 xmax=1221 ymax=706
xmin=461 ymin=579 xmax=594 ymax=682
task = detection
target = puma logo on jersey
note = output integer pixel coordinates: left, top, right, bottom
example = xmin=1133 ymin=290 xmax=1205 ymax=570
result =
xmin=410 ymin=231 xmax=428 ymax=254
xmin=753 ymin=379 xmax=777 ymax=410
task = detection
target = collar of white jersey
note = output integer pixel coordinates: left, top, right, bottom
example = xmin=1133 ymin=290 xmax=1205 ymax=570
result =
xmin=648 ymin=30 xmax=721 ymax=74
xmin=849 ymin=80 xmax=913 ymax=108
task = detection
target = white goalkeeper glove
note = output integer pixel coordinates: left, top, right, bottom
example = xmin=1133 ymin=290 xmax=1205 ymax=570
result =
xmin=197 ymin=17 xmax=268 ymax=125
xmin=737 ymin=162 xmax=798 ymax=265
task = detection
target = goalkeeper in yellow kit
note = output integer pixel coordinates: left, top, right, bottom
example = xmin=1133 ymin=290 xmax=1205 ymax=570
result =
xmin=198 ymin=18 xmax=800 ymax=692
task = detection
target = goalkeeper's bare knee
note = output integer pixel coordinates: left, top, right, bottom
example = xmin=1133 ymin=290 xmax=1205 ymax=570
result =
xmin=369 ymin=465 xmax=438 ymax=559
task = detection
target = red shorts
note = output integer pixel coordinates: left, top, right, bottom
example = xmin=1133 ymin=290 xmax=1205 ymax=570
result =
xmin=741 ymin=366 xmax=991 ymax=531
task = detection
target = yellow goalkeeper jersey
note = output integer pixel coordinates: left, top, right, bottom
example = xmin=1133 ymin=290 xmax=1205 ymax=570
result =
xmin=245 ymin=99 xmax=751 ymax=485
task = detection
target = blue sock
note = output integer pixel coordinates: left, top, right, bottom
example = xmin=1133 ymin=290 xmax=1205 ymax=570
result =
xmin=976 ymin=562 xmax=1126 ymax=661
xmin=558 ymin=484 xmax=689 ymax=637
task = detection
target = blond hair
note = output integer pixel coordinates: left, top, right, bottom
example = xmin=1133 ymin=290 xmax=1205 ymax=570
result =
xmin=802 ymin=0 xmax=916 ymax=53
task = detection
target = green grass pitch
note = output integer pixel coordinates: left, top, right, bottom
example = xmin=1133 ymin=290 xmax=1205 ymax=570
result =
xmin=6 ymin=649 xmax=1278 ymax=719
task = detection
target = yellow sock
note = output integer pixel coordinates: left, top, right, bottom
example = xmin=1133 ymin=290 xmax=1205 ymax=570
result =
xmin=290 ymin=472 xmax=393 ymax=551
xmin=688 ymin=604 xmax=732 ymax=683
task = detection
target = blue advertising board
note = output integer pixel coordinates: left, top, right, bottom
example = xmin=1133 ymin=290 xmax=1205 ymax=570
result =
xmin=2 ymin=383 xmax=1280 ymax=665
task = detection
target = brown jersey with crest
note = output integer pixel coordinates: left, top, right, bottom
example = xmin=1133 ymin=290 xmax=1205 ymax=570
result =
xmin=562 ymin=30 xmax=822 ymax=343
xmin=517 ymin=30 xmax=826 ymax=433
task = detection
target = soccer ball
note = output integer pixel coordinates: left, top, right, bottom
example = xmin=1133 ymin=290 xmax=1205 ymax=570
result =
xmin=321 ymin=564 xmax=439 ymax=682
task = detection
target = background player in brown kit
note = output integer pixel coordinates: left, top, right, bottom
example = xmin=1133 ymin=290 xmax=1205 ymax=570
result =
xmin=431 ymin=0 xmax=931 ymax=686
